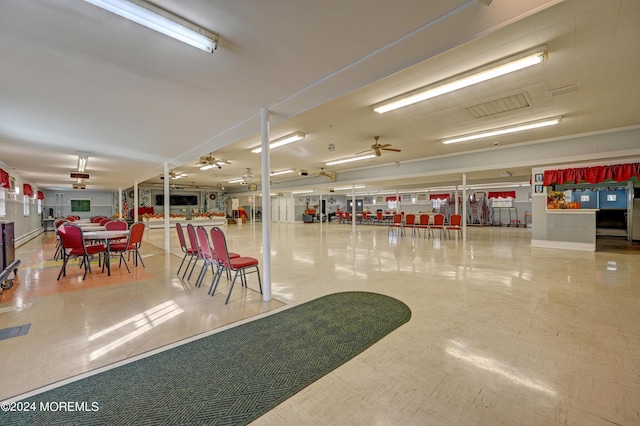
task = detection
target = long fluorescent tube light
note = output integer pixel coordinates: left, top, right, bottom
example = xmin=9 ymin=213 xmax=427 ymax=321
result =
xmin=326 ymin=154 xmax=376 ymax=166
xmin=200 ymin=164 xmax=214 ymax=170
xmin=442 ymin=116 xmax=562 ymax=144
xmin=292 ymin=190 xmax=314 ymax=194
xmin=77 ymin=156 xmax=88 ymax=172
xmin=82 ymin=0 xmax=219 ymax=53
xmin=270 ymin=169 xmax=295 ymax=176
xmin=333 ymin=185 xmax=366 ymax=191
xmin=373 ymin=47 xmax=547 ymax=113
xmin=227 ymin=178 xmax=245 ymax=184
xmin=251 ymin=132 xmax=306 ymax=153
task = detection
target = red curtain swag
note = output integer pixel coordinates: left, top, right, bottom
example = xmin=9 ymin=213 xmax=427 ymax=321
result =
xmin=385 ymin=196 xmax=398 ymax=202
xmin=0 ymin=168 xmax=9 ymax=188
xmin=23 ymin=183 xmax=34 ymax=197
xmin=488 ymin=191 xmax=516 ymax=199
xmin=430 ymin=193 xmax=450 ymax=200
xmin=37 ymin=191 xmax=45 ymax=200
xmin=543 ymin=163 xmax=640 ymax=186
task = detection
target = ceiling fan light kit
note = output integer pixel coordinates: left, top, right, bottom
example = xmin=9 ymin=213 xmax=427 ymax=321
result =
xmin=373 ymin=46 xmax=547 ymax=113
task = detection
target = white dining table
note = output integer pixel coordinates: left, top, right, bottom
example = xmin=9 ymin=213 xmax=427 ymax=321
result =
xmin=83 ymin=230 xmax=129 ymax=276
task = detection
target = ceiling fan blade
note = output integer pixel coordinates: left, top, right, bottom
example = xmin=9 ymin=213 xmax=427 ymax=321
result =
xmin=381 ymin=147 xmax=402 ymax=152
xmin=374 ymin=147 xmax=382 ymax=156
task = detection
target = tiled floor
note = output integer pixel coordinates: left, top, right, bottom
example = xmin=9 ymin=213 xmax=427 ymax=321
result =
xmin=1 ymin=222 xmax=639 ymax=425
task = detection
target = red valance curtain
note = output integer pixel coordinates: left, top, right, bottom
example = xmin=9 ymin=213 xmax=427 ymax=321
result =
xmin=543 ymin=162 xmax=640 ymax=186
xmin=430 ymin=193 xmax=450 ymax=200
xmin=0 ymin=168 xmax=9 ymax=188
xmin=385 ymin=196 xmax=398 ymax=202
xmin=37 ymin=191 xmax=45 ymax=200
xmin=23 ymin=183 xmax=34 ymax=197
xmin=488 ymin=191 xmax=516 ymax=199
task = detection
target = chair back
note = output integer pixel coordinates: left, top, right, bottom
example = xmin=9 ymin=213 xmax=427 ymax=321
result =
xmin=419 ymin=214 xmax=430 ymax=225
xmin=433 ymin=214 xmax=445 ymax=226
xmin=128 ymin=222 xmax=145 ymax=245
xmin=65 ymin=216 xmax=76 ymax=222
xmin=450 ymin=214 xmax=462 ymax=227
xmin=405 ymin=214 xmax=416 ymax=225
xmin=176 ymin=223 xmax=189 ymax=254
xmin=392 ymin=214 xmax=402 ymax=224
xmin=58 ymin=224 xmax=85 ymax=252
xmin=377 ymin=212 xmax=383 ymax=221
xmin=99 ymin=218 xmax=111 ymax=226
xmin=105 ymin=220 xmax=128 ymax=231
xmin=345 ymin=212 xmax=351 ymax=221
xmin=210 ymin=227 xmax=233 ymax=268
xmin=362 ymin=211 xmax=368 ymax=220
xmin=54 ymin=218 xmax=67 ymax=229
xmin=186 ymin=224 xmax=200 ymax=258
xmin=196 ymin=226 xmax=215 ymax=263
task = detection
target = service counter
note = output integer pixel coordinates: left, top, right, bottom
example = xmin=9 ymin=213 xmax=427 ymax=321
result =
xmin=531 ymin=209 xmax=598 ymax=251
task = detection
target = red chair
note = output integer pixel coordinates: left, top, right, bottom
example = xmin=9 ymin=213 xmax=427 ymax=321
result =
xmin=210 ymin=226 xmax=262 ymax=304
xmin=185 ymin=224 xmax=202 ymax=280
xmin=388 ymin=213 xmax=404 ymax=236
xmin=99 ymin=218 xmax=111 ymax=226
xmin=175 ymin=223 xmax=197 ymax=277
xmin=65 ymin=216 xmax=76 ymax=222
xmin=336 ymin=211 xmax=344 ymax=223
xmin=57 ymin=224 xmax=106 ymax=280
xmin=404 ymin=214 xmax=417 ymax=236
xmin=446 ymin=214 xmax=463 ymax=240
xmin=105 ymin=220 xmax=128 ymax=242
xmin=415 ymin=214 xmax=430 ymax=238
xmin=110 ymin=222 xmax=146 ymax=272
xmin=193 ymin=226 xmax=240 ymax=291
xmin=430 ymin=214 xmax=445 ymax=239
xmin=344 ymin=212 xmax=351 ymax=223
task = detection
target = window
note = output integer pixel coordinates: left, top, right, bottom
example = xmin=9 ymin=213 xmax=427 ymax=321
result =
xmin=0 ymin=189 xmax=6 ymax=217
xmin=24 ymin=195 xmax=30 ymax=216
xmin=37 ymin=198 xmax=43 ymax=215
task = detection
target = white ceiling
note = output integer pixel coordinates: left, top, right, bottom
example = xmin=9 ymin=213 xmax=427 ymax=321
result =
xmin=1 ymin=0 xmax=640 ymax=195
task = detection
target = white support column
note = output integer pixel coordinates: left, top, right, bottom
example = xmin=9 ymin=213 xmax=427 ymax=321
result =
xmin=462 ymin=173 xmax=467 ymax=242
xmin=164 ymin=162 xmax=170 ymax=253
xmin=260 ymin=108 xmax=272 ymax=302
xmin=454 ymin=186 xmax=459 ymax=214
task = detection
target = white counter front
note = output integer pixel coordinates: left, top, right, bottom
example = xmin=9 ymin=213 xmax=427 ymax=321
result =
xmin=531 ymin=209 xmax=598 ymax=251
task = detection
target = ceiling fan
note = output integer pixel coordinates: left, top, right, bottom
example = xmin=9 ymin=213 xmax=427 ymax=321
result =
xmin=196 ymin=153 xmax=231 ymax=170
xmin=317 ymin=168 xmax=336 ymax=182
xmin=160 ymin=170 xmax=188 ymax=180
xmin=360 ymin=136 xmax=401 ymax=157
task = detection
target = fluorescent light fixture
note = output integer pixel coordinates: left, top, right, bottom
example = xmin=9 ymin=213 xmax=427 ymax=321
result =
xmin=292 ymin=190 xmax=314 ymax=194
xmin=333 ymin=185 xmax=366 ymax=191
xmin=374 ymin=47 xmax=547 ymax=113
xmin=326 ymin=154 xmax=376 ymax=166
xmin=77 ymin=156 xmax=88 ymax=172
xmin=442 ymin=116 xmax=562 ymax=144
xmin=227 ymin=178 xmax=245 ymax=184
xmin=251 ymin=132 xmax=306 ymax=153
xmin=199 ymin=164 xmax=215 ymax=170
xmin=270 ymin=169 xmax=295 ymax=176
xmin=82 ymin=0 xmax=219 ymax=53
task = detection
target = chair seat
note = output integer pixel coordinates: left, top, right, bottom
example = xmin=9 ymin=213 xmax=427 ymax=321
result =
xmin=228 ymin=256 xmax=259 ymax=268
xmin=70 ymin=244 xmax=105 ymax=255
xmin=110 ymin=242 xmax=135 ymax=251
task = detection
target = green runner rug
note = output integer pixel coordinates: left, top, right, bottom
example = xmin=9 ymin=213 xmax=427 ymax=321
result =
xmin=2 ymin=291 xmax=411 ymax=425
